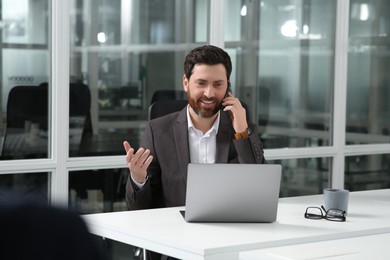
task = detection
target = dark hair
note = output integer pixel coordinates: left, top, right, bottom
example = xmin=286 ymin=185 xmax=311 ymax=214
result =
xmin=183 ymin=45 xmax=232 ymax=81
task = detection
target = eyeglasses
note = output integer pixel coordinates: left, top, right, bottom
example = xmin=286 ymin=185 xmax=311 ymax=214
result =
xmin=304 ymin=205 xmax=346 ymax=222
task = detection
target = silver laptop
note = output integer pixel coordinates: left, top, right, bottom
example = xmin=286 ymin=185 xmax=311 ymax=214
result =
xmin=181 ymin=163 xmax=282 ymax=223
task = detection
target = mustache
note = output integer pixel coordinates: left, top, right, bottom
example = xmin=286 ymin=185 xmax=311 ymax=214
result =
xmin=199 ymin=97 xmax=217 ymax=102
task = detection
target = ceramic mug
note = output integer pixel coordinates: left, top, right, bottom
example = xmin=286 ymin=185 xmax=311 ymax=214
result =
xmin=323 ymin=188 xmax=349 ymax=213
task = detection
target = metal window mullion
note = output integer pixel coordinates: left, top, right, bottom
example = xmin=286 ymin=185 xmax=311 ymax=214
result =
xmin=50 ymin=0 xmax=70 ymax=207
xmin=209 ymin=0 xmax=224 ymax=47
xmin=332 ymin=0 xmax=350 ymax=188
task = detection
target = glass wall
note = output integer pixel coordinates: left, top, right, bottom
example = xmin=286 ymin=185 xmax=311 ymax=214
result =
xmin=0 ymin=172 xmax=49 ymax=202
xmin=345 ymin=154 xmax=390 ymax=191
xmin=69 ymin=168 xmax=127 ymax=214
xmin=69 ymin=0 xmax=209 ymax=157
xmin=347 ymin=0 xmax=390 ymax=145
xmin=344 ymin=0 xmax=390 ymax=193
xmin=0 ymin=0 xmax=50 ymax=161
xmin=224 ymin=0 xmax=336 ymax=150
xmin=269 ymin=158 xmax=330 ymax=197
xmin=0 ymin=0 xmax=50 ymax=203
xmin=221 ymin=0 xmax=337 ymax=198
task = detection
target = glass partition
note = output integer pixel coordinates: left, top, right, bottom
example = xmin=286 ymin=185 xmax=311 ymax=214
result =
xmin=69 ymin=168 xmax=128 ymax=214
xmin=268 ymin=157 xmax=331 ymax=197
xmin=0 ymin=0 xmax=50 ymax=160
xmin=345 ymin=154 xmax=390 ymax=191
xmin=69 ymin=0 xmax=209 ymax=157
xmin=224 ymin=0 xmax=337 ymax=149
xmin=0 ymin=172 xmax=50 ymax=202
xmin=347 ymin=0 xmax=390 ymax=144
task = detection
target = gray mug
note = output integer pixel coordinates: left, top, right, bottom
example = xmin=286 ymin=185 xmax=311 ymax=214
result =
xmin=323 ymin=188 xmax=349 ymax=213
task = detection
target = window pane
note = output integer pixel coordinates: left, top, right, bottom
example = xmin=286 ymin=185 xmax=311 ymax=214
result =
xmin=1 ymin=0 xmax=48 ymax=45
xmin=0 ymin=0 xmax=50 ymax=160
xmin=225 ymin=0 xmax=336 ymax=149
xmin=0 ymin=172 xmax=50 ymax=202
xmin=69 ymin=0 xmax=208 ymax=157
xmin=347 ymin=0 xmax=390 ymax=144
xmin=268 ymin=158 xmax=331 ymax=197
xmin=69 ymin=169 xmax=128 ymax=214
xmin=345 ymin=154 xmax=390 ymax=191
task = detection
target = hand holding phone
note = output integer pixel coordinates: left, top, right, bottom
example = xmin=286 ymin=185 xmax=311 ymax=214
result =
xmin=222 ymin=83 xmax=249 ymax=133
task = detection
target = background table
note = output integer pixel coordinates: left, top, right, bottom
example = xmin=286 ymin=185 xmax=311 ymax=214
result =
xmin=83 ymin=189 xmax=390 ymax=260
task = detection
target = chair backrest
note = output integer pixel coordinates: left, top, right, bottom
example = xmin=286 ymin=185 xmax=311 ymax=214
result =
xmin=150 ymin=90 xmax=186 ymax=104
xmin=148 ymin=100 xmax=188 ymax=120
xmin=6 ymin=85 xmax=48 ymax=130
xmin=2 ymin=83 xmax=92 ymax=159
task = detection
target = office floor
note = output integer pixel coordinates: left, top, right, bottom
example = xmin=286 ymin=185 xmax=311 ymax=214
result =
xmin=92 ymin=236 xmax=143 ymax=260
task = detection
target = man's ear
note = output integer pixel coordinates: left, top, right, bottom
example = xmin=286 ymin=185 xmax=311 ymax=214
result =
xmin=183 ymin=75 xmax=189 ymax=92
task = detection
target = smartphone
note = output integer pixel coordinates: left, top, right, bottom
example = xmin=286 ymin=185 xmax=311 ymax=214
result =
xmin=224 ymin=82 xmax=232 ymax=98
xmin=221 ymin=82 xmax=233 ymax=112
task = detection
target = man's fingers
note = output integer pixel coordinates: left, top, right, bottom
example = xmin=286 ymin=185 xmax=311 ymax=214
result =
xmin=139 ymin=149 xmax=151 ymax=163
xmin=130 ymin=148 xmax=152 ymax=166
xmin=140 ymin=155 xmax=153 ymax=170
xmin=123 ymin=141 xmax=132 ymax=152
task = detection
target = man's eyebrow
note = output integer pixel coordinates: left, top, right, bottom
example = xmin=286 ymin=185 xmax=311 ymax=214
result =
xmin=194 ymin=79 xmax=207 ymax=83
xmin=194 ymin=79 xmax=226 ymax=83
xmin=214 ymin=80 xmax=225 ymax=84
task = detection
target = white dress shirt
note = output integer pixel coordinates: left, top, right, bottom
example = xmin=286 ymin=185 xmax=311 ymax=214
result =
xmin=186 ymin=106 xmax=220 ymax=164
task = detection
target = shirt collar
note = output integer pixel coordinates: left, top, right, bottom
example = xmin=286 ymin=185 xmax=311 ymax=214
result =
xmin=186 ymin=105 xmax=220 ymax=134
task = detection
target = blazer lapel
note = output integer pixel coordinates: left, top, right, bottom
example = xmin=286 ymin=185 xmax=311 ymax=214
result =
xmin=174 ymin=108 xmax=190 ymax=183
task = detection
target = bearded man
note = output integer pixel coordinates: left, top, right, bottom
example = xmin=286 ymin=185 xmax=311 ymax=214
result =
xmin=124 ymin=45 xmax=266 ymax=210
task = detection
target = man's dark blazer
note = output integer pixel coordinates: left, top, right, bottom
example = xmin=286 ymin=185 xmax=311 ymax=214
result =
xmin=125 ymin=106 xmax=266 ymax=210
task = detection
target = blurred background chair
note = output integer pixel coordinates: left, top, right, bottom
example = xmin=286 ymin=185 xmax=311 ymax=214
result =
xmin=0 ymin=83 xmax=124 ymax=214
xmin=148 ymin=100 xmax=188 ymax=120
xmin=150 ymin=89 xmax=186 ymax=104
xmin=1 ymin=85 xmax=48 ymax=159
xmin=149 ymin=89 xmax=188 ymax=120
xmin=1 ymin=83 xmax=92 ymax=159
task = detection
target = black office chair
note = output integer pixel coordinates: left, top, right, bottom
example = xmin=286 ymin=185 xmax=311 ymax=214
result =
xmin=148 ymin=89 xmax=188 ymax=120
xmin=1 ymin=85 xmax=49 ymax=159
xmin=148 ymin=100 xmax=188 ymax=120
xmin=1 ymin=83 xmax=93 ymax=159
xmin=150 ymin=89 xmax=186 ymax=104
xmin=68 ymin=83 xmax=93 ymax=156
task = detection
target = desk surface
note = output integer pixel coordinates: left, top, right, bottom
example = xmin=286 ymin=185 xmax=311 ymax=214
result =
xmin=83 ymin=189 xmax=390 ymax=260
xmin=239 ymin=232 xmax=390 ymax=260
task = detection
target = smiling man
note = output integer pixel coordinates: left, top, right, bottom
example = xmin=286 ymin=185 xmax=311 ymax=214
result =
xmin=123 ymin=45 xmax=266 ymax=211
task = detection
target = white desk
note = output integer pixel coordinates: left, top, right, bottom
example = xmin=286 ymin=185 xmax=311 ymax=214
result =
xmin=239 ymin=232 xmax=390 ymax=260
xmin=83 ymin=189 xmax=390 ymax=260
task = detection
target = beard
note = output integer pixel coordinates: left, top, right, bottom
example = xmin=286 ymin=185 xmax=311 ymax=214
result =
xmin=187 ymin=90 xmax=224 ymax=118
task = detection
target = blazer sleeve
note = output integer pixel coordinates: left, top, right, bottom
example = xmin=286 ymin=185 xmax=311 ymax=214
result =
xmin=232 ymin=123 xmax=267 ymax=164
xmin=125 ymin=121 xmax=165 ymax=210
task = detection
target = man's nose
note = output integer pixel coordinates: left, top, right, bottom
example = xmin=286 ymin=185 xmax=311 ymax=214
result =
xmin=203 ymin=85 xmax=215 ymax=98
